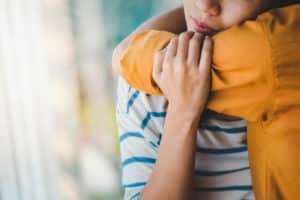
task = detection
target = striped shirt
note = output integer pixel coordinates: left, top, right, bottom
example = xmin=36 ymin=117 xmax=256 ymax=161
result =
xmin=116 ymin=77 xmax=254 ymax=200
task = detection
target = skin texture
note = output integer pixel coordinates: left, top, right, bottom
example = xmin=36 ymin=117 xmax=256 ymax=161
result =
xmin=113 ymin=1 xmax=299 ymax=199
xmin=152 ymin=33 xmax=212 ymax=112
xmin=183 ymin=0 xmax=271 ymax=34
xmin=140 ymin=32 xmax=213 ymax=200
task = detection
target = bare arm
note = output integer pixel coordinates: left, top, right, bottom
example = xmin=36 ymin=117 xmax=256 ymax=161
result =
xmin=139 ymin=105 xmax=200 ymax=199
xmin=112 ymin=6 xmax=185 ymax=78
xmin=139 ymin=33 xmax=212 ymax=199
xmin=113 ymin=6 xmax=212 ymax=199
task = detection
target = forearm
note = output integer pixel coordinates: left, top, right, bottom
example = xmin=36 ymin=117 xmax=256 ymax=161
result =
xmin=112 ymin=6 xmax=185 ymax=78
xmin=140 ymin=105 xmax=202 ymax=200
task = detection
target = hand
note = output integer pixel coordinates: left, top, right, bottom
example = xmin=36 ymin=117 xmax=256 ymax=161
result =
xmin=152 ymin=32 xmax=212 ymax=114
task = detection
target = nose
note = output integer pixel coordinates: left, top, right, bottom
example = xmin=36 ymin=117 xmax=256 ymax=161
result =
xmin=195 ymin=0 xmax=221 ymax=16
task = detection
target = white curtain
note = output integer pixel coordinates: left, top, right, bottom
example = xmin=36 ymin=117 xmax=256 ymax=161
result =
xmin=0 ymin=0 xmax=60 ymax=200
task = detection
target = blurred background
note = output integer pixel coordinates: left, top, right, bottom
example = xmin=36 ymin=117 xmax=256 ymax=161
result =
xmin=0 ymin=0 xmax=180 ymax=200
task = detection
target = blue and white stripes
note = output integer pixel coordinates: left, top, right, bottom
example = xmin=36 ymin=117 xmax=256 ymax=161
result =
xmin=116 ymin=77 xmax=254 ymax=200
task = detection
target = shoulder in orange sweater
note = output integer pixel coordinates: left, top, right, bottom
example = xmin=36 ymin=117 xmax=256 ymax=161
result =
xmin=119 ymin=5 xmax=300 ymax=199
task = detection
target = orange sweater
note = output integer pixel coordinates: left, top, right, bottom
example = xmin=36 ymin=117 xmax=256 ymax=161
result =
xmin=120 ymin=5 xmax=300 ymax=199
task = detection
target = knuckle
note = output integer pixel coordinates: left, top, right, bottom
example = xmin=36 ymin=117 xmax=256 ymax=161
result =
xmin=155 ymin=51 xmax=165 ymax=58
xmin=192 ymin=33 xmax=203 ymax=40
xmin=165 ymin=56 xmax=173 ymax=62
xmin=190 ymin=37 xmax=201 ymax=45
xmin=202 ymin=43 xmax=212 ymax=52
xmin=170 ymin=37 xmax=178 ymax=43
xmin=174 ymin=56 xmax=183 ymax=63
xmin=195 ymin=32 xmax=204 ymax=36
xmin=203 ymin=46 xmax=212 ymax=53
xmin=154 ymin=55 xmax=161 ymax=63
xmin=166 ymin=41 xmax=173 ymax=48
xmin=175 ymin=59 xmax=187 ymax=68
xmin=160 ymin=47 xmax=168 ymax=52
xmin=166 ymin=44 xmax=174 ymax=52
xmin=187 ymin=59 xmax=197 ymax=66
xmin=179 ymin=32 xmax=192 ymax=40
xmin=163 ymin=59 xmax=170 ymax=66
xmin=155 ymin=50 xmax=162 ymax=56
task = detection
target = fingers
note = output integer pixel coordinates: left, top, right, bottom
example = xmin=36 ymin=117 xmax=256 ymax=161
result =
xmin=187 ymin=33 xmax=204 ymax=66
xmin=165 ymin=37 xmax=178 ymax=61
xmin=177 ymin=32 xmax=194 ymax=60
xmin=199 ymin=36 xmax=213 ymax=77
xmin=153 ymin=48 xmax=166 ymax=81
xmin=153 ymin=33 xmax=213 ymax=83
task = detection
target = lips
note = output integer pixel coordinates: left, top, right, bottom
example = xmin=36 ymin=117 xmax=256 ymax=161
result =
xmin=191 ymin=17 xmax=216 ymax=34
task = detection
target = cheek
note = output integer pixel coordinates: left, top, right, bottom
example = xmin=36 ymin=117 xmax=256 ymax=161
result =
xmin=222 ymin=4 xmax=245 ymax=28
xmin=221 ymin=12 xmax=245 ymax=29
xmin=221 ymin=2 xmax=256 ymax=28
xmin=183 ymin=2 xmax=194 ymax=30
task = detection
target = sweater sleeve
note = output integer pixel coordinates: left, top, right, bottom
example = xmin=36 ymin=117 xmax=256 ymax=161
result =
xmin=120 ymin=23 xmax=271 ymax=121
xmin=120 ymin=30 xmax=175 ymax=96
xmin=208 ymin=20 xmax=271 ymax=121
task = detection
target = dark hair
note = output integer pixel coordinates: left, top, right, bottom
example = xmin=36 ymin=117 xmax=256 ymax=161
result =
xmin=274 ymin=0 xmax=300 ymax=8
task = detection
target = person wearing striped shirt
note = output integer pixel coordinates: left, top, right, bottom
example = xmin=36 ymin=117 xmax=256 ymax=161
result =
xmin=113 ymin=1 xmax=300 ymax=199
xmin=112 ymin=1 xmax=274 ymax=198
xmin=116 ymin=77 xmax=254 ymax=200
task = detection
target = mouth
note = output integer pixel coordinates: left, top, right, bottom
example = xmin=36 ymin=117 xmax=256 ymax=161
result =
xmin=190 ymin=17 xmax=216 ymax=35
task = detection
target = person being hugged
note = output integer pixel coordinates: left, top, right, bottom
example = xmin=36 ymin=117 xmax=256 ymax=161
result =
xmin=114 ymin=0 xmax=300 ymax=199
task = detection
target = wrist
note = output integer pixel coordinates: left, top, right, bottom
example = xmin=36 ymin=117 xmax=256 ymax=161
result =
xmin=168 ymin=102 xmax=204 ymax=119
xmin=166 ymin=103 xmax=203 ymax=131
xmin=164 ymin=105 xmax=200 ymax=141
